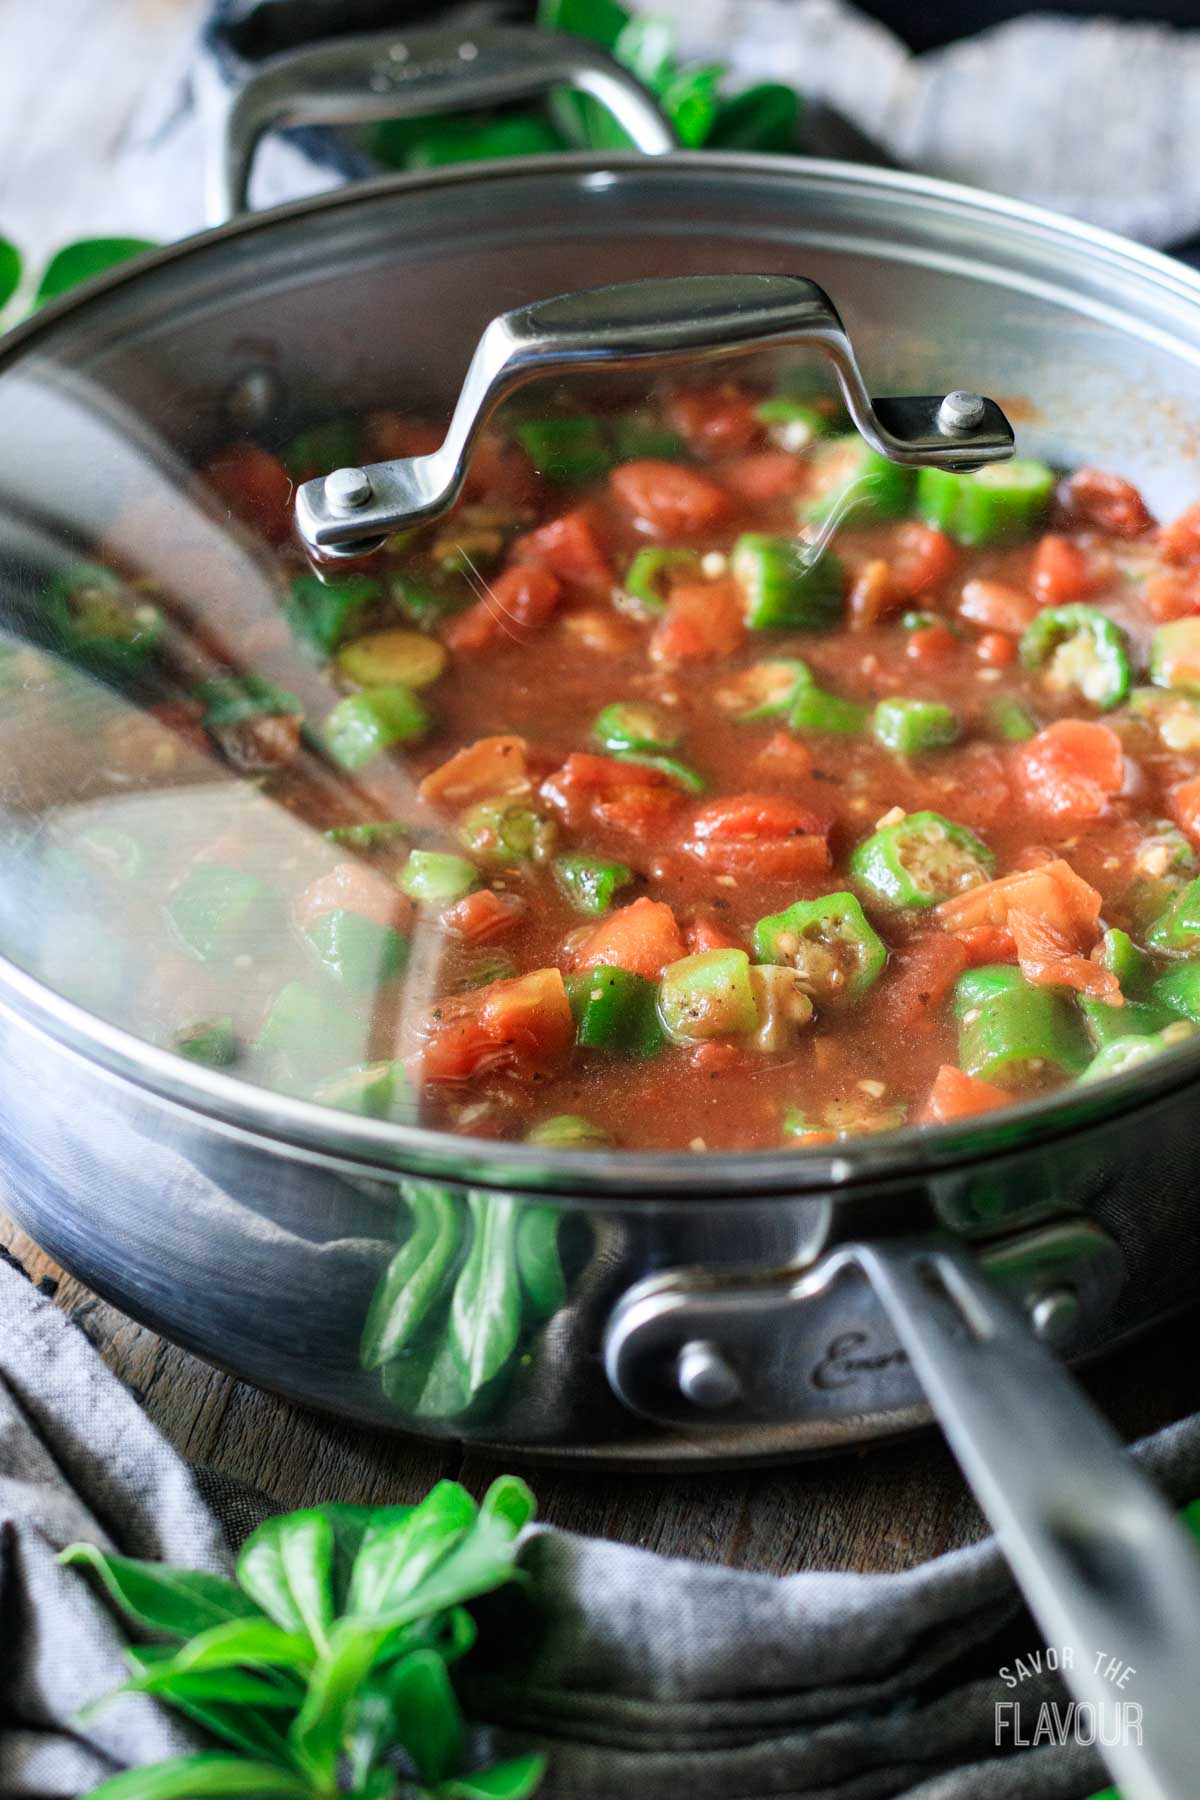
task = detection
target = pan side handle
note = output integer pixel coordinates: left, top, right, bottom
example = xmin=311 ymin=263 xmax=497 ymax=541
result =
xmin=860 ymin=1235 xmax=1200 ymax=1800
xmin=199 ymin=22 xmax=676 ymax=226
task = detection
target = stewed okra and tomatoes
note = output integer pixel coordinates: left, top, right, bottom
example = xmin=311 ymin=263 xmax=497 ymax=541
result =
xmin=43 ymin=383 xmax=1200 ymax=1151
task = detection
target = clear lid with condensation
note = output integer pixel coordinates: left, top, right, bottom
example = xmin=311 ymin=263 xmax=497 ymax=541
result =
xmin=2 ymin=161 xmax=1187 ymax=1157
xmin=0 ymin=202 xmax=869 ymax=1144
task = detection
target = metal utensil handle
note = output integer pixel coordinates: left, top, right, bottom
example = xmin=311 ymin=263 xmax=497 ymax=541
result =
xmin=861 ymin=1235 xmax=1200 ymax=1800
xmin=202 ymin=22 xmax=676 ymax=225
xmin=294 ymin=271 xmax=1014 ymax=556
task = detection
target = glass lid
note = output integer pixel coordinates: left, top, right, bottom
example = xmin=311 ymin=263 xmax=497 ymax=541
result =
xmin=4 ymin=162 xmax=1200 ymax=1169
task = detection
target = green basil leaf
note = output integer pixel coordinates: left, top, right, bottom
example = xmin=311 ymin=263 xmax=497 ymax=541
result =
xmin=86 ymin=1754 xmax=317 ymax=1800
xmin=439 ymin=1752 xmax=548 ymax=1799
xmin=236 ymin=1511 xmax=335 ymax=1649
xmin=239 ymin=1504 xmax=389 ymax=1628
xmin=35 ymin=237 xmax=157 ymax=306
xmin=537 ymin=0 xmax=629 ymax=50
xmin=480 ymin=1475 xmax=537 ymax=1535
xmin=139 ymin=1694 xmax=298 ymax=1766
xmin=59 ymin=1545 xmax=266 ymax=1638
xmin=0 ymin=238 xmax=20 ymax=312
xmin=362 ymin=1480 xmax=534 ymax=1635
xmin=708 ymin=82 xmax=801 ymax=151
xmin=359 ymin=1184 xmax=468 ymax=1369
xmin=405 ymin=115 xmax=565 ymax=167
xmin=386 ymin=1649 xmax=465 ymax=1782
xmin=660 ymin=64 xmax=722 ymax=147
xmin=170 ymin=1618 xmax=316 ymax=1674
xmin=346 ymin=1668 xmax=399 ymax=1789
xmin=287 ymin=1619 xmax=378 ymax=1788
xmin=392 ymin=1603 xmax=479 ymax=1666
xmin=348 ymin=1481 xmax=478 ymax=1618
xmin=613 ymin=14 xmax=676 ymax=89
xmin=447 ymin=1195 xmax=523 ymax=1397
xmin=123 ymin=1667 xmax=301 ymax=1707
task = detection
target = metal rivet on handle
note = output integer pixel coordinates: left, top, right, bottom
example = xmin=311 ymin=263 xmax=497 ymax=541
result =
xmin=677 ymin=1340 xmax=742 ymax=1410
xmin=324 ymin=467 xmax=373 ymax=512
xmin=937 ymin=390 xmax=987 ymax=434
xmin=1029 ymin=1287 xmax=1081 ymax=1346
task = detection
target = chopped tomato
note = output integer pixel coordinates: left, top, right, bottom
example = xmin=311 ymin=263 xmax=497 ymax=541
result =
xmin=512 ymin=510 xmax=611 ymax=590
xmin=294 ymin=863 xmax=413 ymax=933
xmin=1031 ymin=534 xmax=1092 ymax=604
xmin=540 ymin=751 xmax=672 ymax=804
xmin=594 ymin=785 xmax=683 ymax=839
xmin=416 ymin=967 xmax=574 ymax=1085
xmin=906 ymin=624 xmax=957 ymax=668
xmin=419 ymin=735 xmax=530 ymax=809
xmin=610 ymin=460 xmax=732 ymax=537
xmin=889 ymin=523 xmax=957 ymax=599
xmin=958 ymin=578 xmax=1038 ymax=635
xmin=363 ymin=414 xmax=442 ymax=460
xmin=1058 ymin=468 xmax=1154 ymax=538
xmin=559 ymin=609 xmax=639 ymax=656
xmin=1170 ymin=774 xmax=1200 ymax=846
xmin=541 ymin=752 xmax=686 ymax=842
xmin=953 ymin=923 xmax=1018 ymax=966
xmin=920 ymin=1064 xmax=1011 ymax=1124
xmin=719 ymin=451 xmax=804 ymax=504
xmin=1158 ymin=502 xmax=1200 ymax=565
xmin=572 ymin=897 xmax=686 ymax=979
xmin=649 ymin=578 xmax=746 ymax=665
xmin=202 ymin=443 xmax=293 ymax=544
xmin=686 ymin=912 xmax=745 ymax=954
xmin=848 ymin=559 xmax=900 ymax=630
xmin=689 ymin=1039 xmax=744 ymax=1073
xmin=463 ymin=431 xmax=540 ymax=508
xmin=1014 ymin=719 xmax=1125 ymax=827
xmin=666 ymin=383 xmax=762 ymax=458
xmin=442 ymin=888 xmax=527 ymax=944
xmin=682 ymin=793 xmax=831 ymax=880
xmin=883 ymin=934 xmax=968 ymax=1034
xmin=937 ymin=857 xmax=1117 ymax=1001
xmin=977 ymin=631 xmax=1017 ymax=667
xmin=754 ymin=730 xmax=815 ymax=780
xmin=443 ymin=565 xmax=561 ymax=653
xmin=1144 ymin=568 xmax=1200 ymax=622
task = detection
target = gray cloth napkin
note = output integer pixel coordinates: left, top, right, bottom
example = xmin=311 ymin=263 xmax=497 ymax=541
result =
xmin=643 ymin=0 xmax=1200 ymax=248
xmin=5 ymin=1248 xmax=1200 ymax=1800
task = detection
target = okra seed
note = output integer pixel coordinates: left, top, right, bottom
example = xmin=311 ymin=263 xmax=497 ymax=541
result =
xmin=700 ymin=552 xmax=728 ymax=578
xmin=858 ymin=1078 xmax=886 ymax=1098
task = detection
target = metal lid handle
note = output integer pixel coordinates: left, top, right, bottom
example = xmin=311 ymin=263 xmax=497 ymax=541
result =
xmin=295 ymin=271 xmax=1015 ymax=557
xmin=201 ymin=22 xmax=676 ymax=226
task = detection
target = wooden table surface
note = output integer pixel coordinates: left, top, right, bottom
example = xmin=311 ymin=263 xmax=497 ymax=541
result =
xmin=5 ymin=0 xmax=1200 ymax=1580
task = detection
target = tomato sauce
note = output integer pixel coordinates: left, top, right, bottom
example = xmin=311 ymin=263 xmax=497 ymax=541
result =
xmin=42 ymin=384 xmax=1200 ymax=1151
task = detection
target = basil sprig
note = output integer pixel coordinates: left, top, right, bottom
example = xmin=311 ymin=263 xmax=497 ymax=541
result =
xmin=60 ymin=1477 xmax=545 ymax=1800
